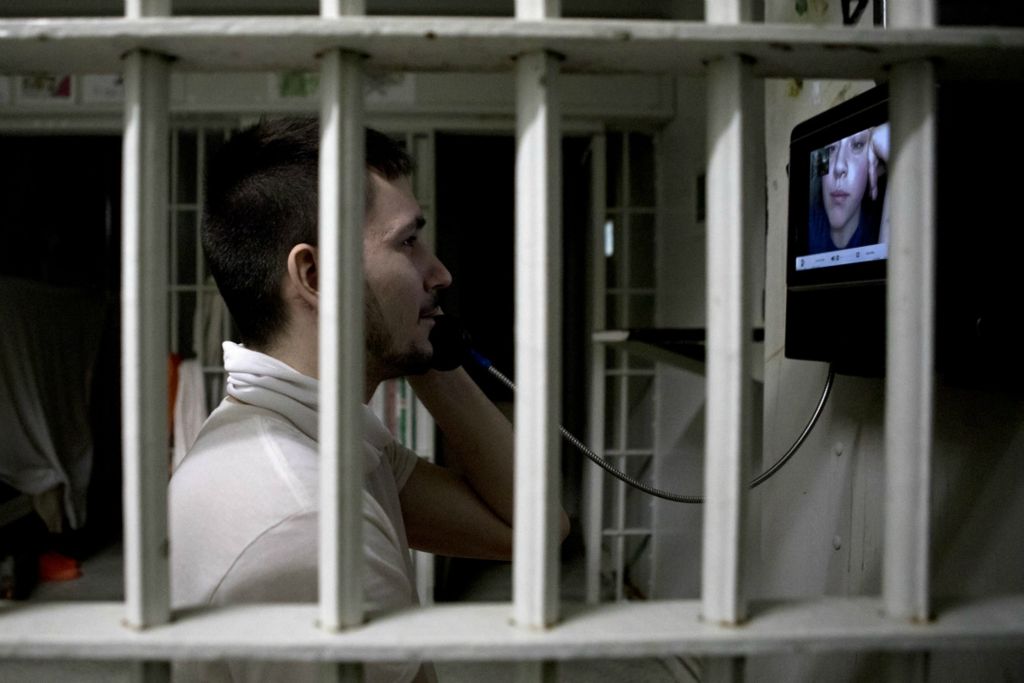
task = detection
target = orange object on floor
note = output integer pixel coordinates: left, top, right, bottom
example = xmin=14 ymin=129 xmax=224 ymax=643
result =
xmin=38 ymin=552 xmax=82 ymax=582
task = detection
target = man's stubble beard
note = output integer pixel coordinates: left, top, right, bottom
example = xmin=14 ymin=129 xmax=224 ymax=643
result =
xmin=364 ymin=288 xmax=433 ymax=379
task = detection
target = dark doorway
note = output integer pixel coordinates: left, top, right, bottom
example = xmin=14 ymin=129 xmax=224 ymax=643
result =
xmin=0 ymin=135 xmax=123 ymax=559
xmin=433 ymin=132 xmax=593 ymax=600
xmin=0 ymin=136 xmax=120 ymax=289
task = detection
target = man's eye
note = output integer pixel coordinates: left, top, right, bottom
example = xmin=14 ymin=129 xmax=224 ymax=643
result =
xmin=402 ymin=235 xmax=418 ymax=247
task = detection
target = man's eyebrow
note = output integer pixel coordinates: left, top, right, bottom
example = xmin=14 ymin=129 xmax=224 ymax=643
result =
xmin=399 ymin=215 xmax=426 ymax=230
xmin=388 ymin=215 xmax=427 ymax=240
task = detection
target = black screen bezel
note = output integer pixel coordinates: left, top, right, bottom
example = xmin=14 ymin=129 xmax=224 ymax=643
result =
xmin=787 ymin=85 xmax=889 ymax=290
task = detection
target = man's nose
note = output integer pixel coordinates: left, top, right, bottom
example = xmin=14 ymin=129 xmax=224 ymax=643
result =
xmin=427 ymin=253 xmax=452 ymax=291
xmin=834 ymin=143 xmax=849 ymax=176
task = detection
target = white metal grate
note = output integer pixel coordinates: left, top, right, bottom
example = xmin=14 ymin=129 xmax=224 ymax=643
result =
xmin=169 ymin=125 xmax=236 ymax=413
xmin=1 ymin=1 xmax=1023 ymax=680
xmin=586 ymin=130 xmax=660 ymax=603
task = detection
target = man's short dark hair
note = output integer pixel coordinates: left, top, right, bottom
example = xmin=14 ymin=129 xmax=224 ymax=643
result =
xmin=202 ymin=118 xmax=413 ymax=349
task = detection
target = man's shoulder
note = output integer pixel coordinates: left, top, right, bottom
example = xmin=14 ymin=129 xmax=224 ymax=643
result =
xmin=175 ymin=400 xmax=316 ymax=475
xmin=173 ymin=399 xmax=319 ymax=501
xmin=169 ymin=401 xmax=320 ymax=609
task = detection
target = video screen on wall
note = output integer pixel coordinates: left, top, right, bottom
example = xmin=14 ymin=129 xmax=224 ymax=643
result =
xmin=795 ymin=121 xmax=890 ymax=273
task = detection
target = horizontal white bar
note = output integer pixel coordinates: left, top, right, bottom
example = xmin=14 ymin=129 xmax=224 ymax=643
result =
xmin=0 ymin=597 xmax=1021 ymax=661
xmin=0 ymin=18 xmax=1020 ymax=78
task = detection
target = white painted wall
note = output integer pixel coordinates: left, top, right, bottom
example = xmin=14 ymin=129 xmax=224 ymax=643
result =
xmin=649 ymin=72 xmax=707 ymax=600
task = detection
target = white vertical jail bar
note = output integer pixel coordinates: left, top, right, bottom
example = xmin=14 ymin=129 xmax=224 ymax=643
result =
xmin=889 ymin=0 xmax=934 ymax=29
xmin=409 ymin=131 xmax=438 ymax=606
xmin=122 ymin=42 xmax=171 ymax=632
xmin=513 ymin=47 xmax=563 ymax=630
xmin=318 ymin=48 xmax=366 ymax=632
xmin=701 ymin=53 xmax=756 ymax=627
xmin=318 ymin=0 xmax=367 ymax=634
xmin=584 ymin=134 xmax=607 ymax=605
xmin=125 ymin=0 xmax=168 ymax=19
xmin=516 ymin=0 xmax=559 ymax=19
xmin=705 ymin=0 xmax=753 ymax=24
xmin=321 ymin=0 xmax=365 ymax=16
xmin=883 ymin=10 xmax=936 ymax=624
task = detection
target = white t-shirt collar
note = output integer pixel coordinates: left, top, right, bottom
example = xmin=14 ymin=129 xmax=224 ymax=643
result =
xmin=222 ymin=341 xmax=391 ymax=471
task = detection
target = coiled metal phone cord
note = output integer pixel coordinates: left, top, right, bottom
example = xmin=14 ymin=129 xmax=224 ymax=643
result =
xmin=480 ymin=358 xmax=835 ymax=504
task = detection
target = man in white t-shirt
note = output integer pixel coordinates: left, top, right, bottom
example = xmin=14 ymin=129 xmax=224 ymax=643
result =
xmin=169 ymin=119 xmax=569 ymax=682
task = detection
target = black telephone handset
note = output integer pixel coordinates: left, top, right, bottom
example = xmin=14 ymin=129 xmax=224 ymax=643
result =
xmin=428 ymin=315 xmax=472 ymax=371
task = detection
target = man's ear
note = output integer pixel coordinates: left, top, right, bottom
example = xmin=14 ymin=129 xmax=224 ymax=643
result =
xmin=286 ymin=243 xmax=318 ymax=309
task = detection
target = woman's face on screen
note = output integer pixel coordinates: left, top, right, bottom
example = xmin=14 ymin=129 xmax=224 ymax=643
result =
xmin=822 ymin=129 xmax=871 ymax=236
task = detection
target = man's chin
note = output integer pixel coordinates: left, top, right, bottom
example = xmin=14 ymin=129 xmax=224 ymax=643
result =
xmin=373 ymin=348 xmax=433 ymax=379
